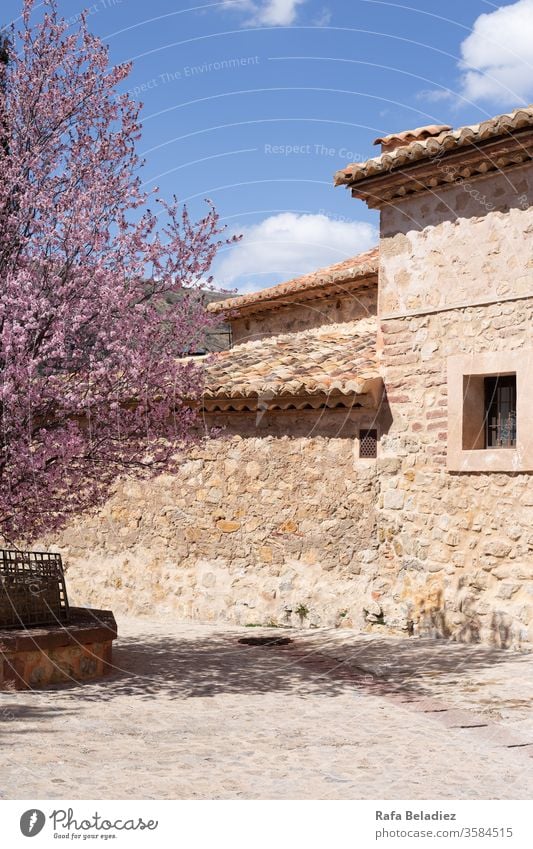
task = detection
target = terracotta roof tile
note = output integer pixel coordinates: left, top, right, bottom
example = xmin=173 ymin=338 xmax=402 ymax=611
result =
xmin=208 ymin=248 xmax=379 ymax=315
xmin=335 ymin=105 xmax=533 ymax=187
xmin=203 ymin=317 xmax=379 ymax=401
xmin=373 ymin=124 xmax=451 ymax=148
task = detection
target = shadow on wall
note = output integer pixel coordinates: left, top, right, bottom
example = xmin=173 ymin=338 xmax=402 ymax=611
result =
xmin=380 ymin=165 xmax=533 ymax=238
xmin=415 ymin=583 xmax=519 ymax=650
xmin=202 ymin=394 xmax=393 ymax=441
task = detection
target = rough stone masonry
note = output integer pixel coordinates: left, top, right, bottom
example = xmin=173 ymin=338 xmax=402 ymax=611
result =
xmin=43 ymin=106 xmax=533 ymax=648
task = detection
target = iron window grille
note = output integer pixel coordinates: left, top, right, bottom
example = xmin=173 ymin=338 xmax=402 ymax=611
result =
xmin=484 ymin=375 xmax=517 ymax=448
xmin=359 ymin=429 xmax=378 ymax=459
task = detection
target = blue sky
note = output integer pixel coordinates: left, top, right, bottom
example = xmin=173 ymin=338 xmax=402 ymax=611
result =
xmin=5 ymin=1 xmax=533 ymax=291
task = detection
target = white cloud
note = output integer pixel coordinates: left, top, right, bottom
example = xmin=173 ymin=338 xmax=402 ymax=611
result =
xmin=213 ymin=212 xmax=377 ymax=292
xmin=458 ymin=0 xmax=533 ymax=105
xmin=313 ymin=7 xmax=332 ymax=27
xmin=223 ymin=0 xmax=307 ymax=27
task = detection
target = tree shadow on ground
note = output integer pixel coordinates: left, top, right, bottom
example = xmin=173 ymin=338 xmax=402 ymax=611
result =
xmin=23 ymin=625 xmax=531 ymax=704
xmin=309 ymin=630 xmax=532 ymax=688
xmin=79 ymin=631 xmax=352 ymax=700
xmin=0 ymin=700 xmax=78 ymax=732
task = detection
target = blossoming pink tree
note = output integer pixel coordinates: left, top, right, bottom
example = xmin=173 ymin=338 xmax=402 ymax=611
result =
xmin=0 ymin=1 xmax=231 ymax=541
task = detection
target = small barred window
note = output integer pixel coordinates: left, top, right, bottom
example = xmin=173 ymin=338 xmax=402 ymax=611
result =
xmin=484 ymin=375 xmax=517 ymax=448
xmin=359 ymin=429 xmax=378 ymax=459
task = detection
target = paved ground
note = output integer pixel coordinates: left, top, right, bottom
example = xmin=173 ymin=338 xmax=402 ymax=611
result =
xmin=1 ymin=619 xmax=532 ymax=799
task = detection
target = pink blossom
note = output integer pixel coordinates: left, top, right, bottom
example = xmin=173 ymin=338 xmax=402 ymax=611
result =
xmin=0 ymin=0 xmax=234 ymax=541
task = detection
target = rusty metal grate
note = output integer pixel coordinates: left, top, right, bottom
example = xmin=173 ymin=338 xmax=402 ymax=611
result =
xmin=359 ymin=428 xmax=378 ymax=458
xmin=0 ymin=550 xmax=70 ymax=629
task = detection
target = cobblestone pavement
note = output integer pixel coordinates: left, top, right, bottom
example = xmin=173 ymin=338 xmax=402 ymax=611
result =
xmin=1 ymin=619 xmax=532 ymax=799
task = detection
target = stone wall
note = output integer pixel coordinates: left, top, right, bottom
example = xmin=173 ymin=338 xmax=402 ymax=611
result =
xmin=45 ymin=411 xmax=383 ymax=630
xmin=379 ymin=163 xmax=533 ymax=317
xmin=44 ymin=304 xmax=533 ymax=647
xmin=43 ymin=294 xmax=533 ymax=646
xmin=373 ymin=162 xmax=533 ymax=648
xmin=374 ymin=300 xmax=533 ymax=648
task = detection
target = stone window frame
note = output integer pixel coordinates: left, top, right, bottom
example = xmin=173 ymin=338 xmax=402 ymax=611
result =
xmin=447 ymin=349 xmax=533 ymax=472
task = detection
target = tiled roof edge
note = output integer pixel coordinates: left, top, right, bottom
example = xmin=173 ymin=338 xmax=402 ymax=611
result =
xmin=334 ymin=105 xmax=533 ymax=187
xmin=208 ymin=247 xmax=379 ymax=316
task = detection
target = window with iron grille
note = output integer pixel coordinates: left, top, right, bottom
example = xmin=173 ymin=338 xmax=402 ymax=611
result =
xmin=484 ymin=375 xmax=517 ymax=448
xmin=359 ymin=429 xmax=378 ymax=459
xmin=448 ymin=352 xmax=530 ymax=472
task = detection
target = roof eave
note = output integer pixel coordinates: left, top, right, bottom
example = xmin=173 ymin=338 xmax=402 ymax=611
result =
xmin=208 ymin=264 xmax=379 ymax=318
xmin=201 ymin=383 xmax=382 ymax=413
xmin=335 ymin=128 xmax=533 ymax=209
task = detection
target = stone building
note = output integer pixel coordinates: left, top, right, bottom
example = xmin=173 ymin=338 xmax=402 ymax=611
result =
xmin=52 ymin=105 xmax=533 ymax=647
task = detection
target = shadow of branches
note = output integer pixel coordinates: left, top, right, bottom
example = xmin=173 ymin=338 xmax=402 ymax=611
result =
xmin=19 ymin=624 xmax=530 ymax=706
